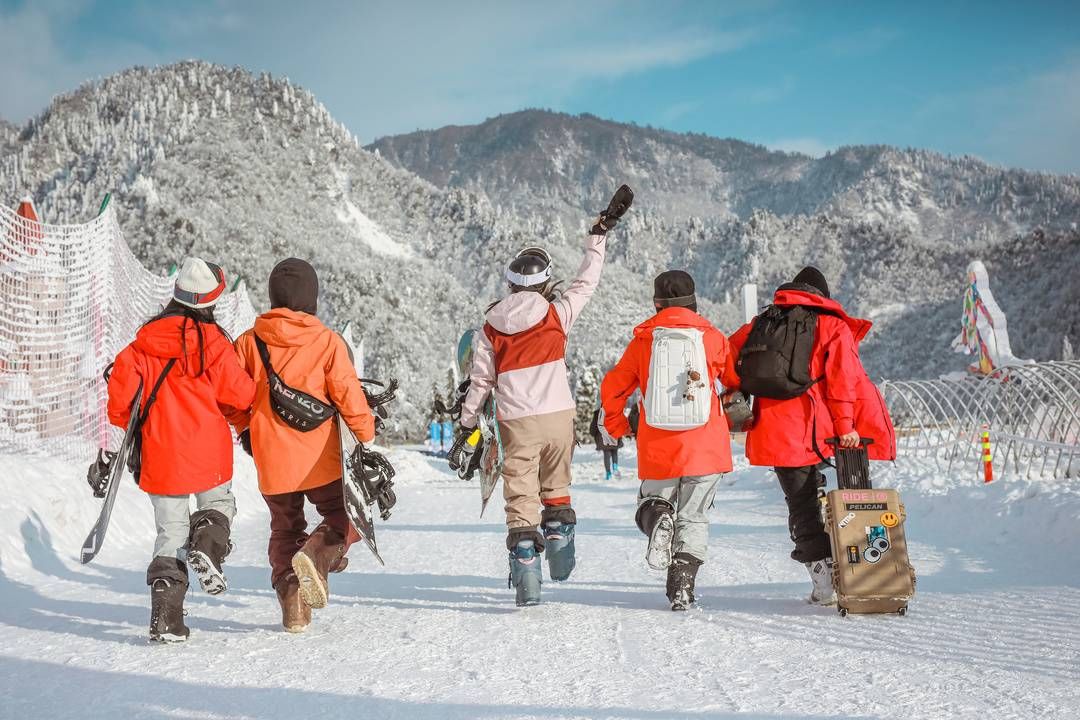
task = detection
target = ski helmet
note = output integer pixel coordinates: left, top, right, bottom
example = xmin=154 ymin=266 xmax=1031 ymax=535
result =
xmin=506 ymin=247 xmax=553 ymax=292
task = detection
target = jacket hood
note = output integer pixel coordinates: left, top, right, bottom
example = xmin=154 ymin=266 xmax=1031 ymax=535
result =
xmin=486 ymin=292 xmax=551 ymax=335
xmin=254 ymin=307 xmax=329 ymax=347
xmin=134 ymin=315 xmax=228 ymax=365
xmin=772 ymin=289 xmax=872 ymax=342
xmin=633 ymin=307 xmax=715 ymax=338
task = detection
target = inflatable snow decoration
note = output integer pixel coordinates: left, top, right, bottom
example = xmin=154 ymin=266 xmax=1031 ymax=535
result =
xmin=951 ymin=260 xmax=1031 ymax=374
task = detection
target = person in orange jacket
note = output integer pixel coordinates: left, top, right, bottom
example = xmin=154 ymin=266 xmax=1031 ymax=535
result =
xmin=600 ymin=271 xmax=740 ymax=610
xmin=106 ymin=257 xmax=257 ymax=643
xmin=726 ymin=266 xmax=896 ymax=605
xmin=231 ymin=258 xmax=375 ymax=633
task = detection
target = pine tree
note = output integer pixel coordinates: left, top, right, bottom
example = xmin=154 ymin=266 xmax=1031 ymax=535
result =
xmin=573 ymin=364 xmax=602 ymax=443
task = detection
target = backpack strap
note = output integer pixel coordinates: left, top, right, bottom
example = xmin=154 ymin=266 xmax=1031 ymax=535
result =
xmin=138 ymin=358 xmax=177 ymax=427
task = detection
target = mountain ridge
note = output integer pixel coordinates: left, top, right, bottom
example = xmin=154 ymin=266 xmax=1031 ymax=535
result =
xmin=1 ymin=63 xmax=1077 ymax=439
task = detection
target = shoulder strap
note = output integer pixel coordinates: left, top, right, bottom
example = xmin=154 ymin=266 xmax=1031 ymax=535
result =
xmin=138 ymin=358 xmax=177 ymax=427
xmin=254 ymin=334 xmax=274 ymax=374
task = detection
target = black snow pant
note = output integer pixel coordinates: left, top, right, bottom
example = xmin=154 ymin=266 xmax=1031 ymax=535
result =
xmin=602 ymin=448 xmax=619 ymax=474
xmin=775 ymin=465 xmax=831 ymax=564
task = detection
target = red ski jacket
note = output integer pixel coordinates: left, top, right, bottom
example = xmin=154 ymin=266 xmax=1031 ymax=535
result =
xmin=601 ymin=307 xmax=740 ymax=480
xmin=107 ymin=315 xmax=256 ymax=495
xmin=727 ymin=290 xmax=896 ymax=467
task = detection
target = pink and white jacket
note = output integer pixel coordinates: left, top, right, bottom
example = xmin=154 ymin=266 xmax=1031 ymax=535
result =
xmin=460 ymin=234 xmax=608 ymax=427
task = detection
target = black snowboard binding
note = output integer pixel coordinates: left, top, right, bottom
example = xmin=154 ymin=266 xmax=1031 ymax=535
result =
xmin=666 ymin=553 xmax=702 ymax=611
xmin=361 ymin=377 xmax=399 ymax=436
xmin=349 ymin=445 xmax=397 ymax=520
xmin=591 ymin=184 xmax=635 ymax=235
xmin=86 ymin=449 xmax=117 ymax=498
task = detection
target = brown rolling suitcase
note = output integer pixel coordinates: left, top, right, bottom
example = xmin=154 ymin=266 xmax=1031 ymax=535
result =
xmin=823 ymin=440 xmax=916 ymax=616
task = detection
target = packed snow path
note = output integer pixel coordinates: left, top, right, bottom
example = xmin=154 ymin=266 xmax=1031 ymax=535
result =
xmin=1 ymin=446 xmax=1078 ymax=719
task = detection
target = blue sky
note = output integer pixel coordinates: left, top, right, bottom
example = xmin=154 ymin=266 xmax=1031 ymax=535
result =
xmin=1 ymin=0 xmax=1078 ymax=173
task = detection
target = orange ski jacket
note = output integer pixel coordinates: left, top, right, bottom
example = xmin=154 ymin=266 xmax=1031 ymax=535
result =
xmin=601 ymin=307 xmax=740 ymax=480
xmin=232 ymin=308 xmax=375 ymax=495
xmin=727 ymin=289 xmax=897 ymax=467
xmin=107 ymin=315 xmax=256 ymax=495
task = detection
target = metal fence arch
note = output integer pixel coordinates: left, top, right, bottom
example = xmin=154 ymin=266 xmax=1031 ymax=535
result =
xmin=880 ymin=361 xmax=1080 ymax=481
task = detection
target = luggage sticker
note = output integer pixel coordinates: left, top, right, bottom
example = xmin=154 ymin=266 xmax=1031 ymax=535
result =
xmin=837 ymin=512 xmax=856 ymax=529
xmin=863 ymin=526 xmax=891 ymax=564
xmin=880 ymin=511 xmax=899 ymax=528
xmin=847 ymin=545 xmax=860 ymax=564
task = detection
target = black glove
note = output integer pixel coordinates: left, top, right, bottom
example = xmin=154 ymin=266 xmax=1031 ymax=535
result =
xmin=86 ymin=449 xmax=116 ymax=498
xmin=446 ymin=425 xmax=476 ymax=471
xmin=590 ymin=184 xmax=634 ymax=235
xmin=238 ymin=429 xmax=252 ymax=457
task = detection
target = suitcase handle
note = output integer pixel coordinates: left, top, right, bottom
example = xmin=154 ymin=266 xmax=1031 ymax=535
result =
xmin=826 ymin=438 xmax=874 ymax=490
xmin=825 ymin=437 xmax=874 ymax=447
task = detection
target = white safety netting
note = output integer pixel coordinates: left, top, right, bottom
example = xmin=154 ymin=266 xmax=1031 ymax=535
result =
xmin=0 ymin=202 xmax=256 ymax=461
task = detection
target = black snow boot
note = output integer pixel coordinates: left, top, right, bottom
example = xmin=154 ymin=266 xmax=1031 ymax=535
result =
xmin=187 ymin=509 xmax=231 ymax=596
xmin=665 ymin=553 xmax=702 ymax=611
xmin=148 ymin=557 xmax=189 ymax=643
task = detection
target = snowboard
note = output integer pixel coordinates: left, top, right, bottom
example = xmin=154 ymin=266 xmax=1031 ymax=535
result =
xmin=477 ymin=396 xmax=505 ymax=517
xmin=454 ymin=328 xmax=505 ymax=516
xmin=80 ymin=384 xmax=144 ymax=564
xmin=338 ymin=418 xmax=385 ymax=566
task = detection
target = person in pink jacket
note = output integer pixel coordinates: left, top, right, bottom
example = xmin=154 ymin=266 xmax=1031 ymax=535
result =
xmin=449 ymin=186 xmax=633 ymax=606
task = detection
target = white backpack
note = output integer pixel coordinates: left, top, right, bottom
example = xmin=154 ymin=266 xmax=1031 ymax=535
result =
xmin=643 ymin=327 xmax=712 ymax=431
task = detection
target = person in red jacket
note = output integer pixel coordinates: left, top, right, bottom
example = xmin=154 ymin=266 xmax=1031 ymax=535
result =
xmin=106 ymin=257 xmax=256 ymax=642
xmin=600 ymin=271 xmax=740 ymax=610
xmin=727 ymin=266 xmax=896 ymax=606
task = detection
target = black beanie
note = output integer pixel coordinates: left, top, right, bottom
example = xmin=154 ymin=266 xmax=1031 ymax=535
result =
xmin=269 ymin=258 xmax=319 ymax=315
xmin=791 ymin=266 xmax=830 ymax=299
xmin=653 ymin=270 xmax=697 ymax=311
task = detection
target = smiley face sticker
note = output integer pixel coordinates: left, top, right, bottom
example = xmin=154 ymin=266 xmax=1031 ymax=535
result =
xmin=880 ymin=511 xmax=899 ymax=528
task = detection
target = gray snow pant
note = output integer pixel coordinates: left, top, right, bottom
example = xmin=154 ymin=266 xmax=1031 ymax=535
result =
xmin=149 ymin=483 xmax=236 ymax=571
xmin=638 ymin=474 xmax=722 ymax=563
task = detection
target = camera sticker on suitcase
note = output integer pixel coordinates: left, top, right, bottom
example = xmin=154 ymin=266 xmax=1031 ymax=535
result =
xmin=862 ymin=526 xmax=891 ymax=564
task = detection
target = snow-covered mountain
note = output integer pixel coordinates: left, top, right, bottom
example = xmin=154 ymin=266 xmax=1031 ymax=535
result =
xmin=369 ymin=110 xmax=1080 ymax=374
xmin=2 ymin=64 xmax=1077 ymax=439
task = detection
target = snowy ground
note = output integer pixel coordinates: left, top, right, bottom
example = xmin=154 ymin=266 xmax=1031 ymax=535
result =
xmin=1 ymin=443 xmax=1078 ymax=720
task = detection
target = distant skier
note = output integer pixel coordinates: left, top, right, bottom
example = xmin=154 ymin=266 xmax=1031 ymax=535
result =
xmin=440 ymin=418 xmax=453 ymax=455
xmin=448 ymin=185 xmax=634 ymax=606
xmin=106 ymin=257 xmax=256 ymax=642
xmin=589 ymin=407 xmax=622 ymax=480
xmin=726 ymin=266 xmax=896 ymax=605
xmin=600 ymin=271 xmax=739 ymax=610
xmin=230 ymin=259 xmax=375 ymax=633
xmin=427 ymin=417 xmax=440 ymax=454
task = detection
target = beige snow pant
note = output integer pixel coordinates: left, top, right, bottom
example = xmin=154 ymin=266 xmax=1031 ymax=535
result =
xmin=498 ymin=409 xmax=576 ymax=530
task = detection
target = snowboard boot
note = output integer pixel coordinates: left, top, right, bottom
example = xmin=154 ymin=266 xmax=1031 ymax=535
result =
xmin=666 ymin=553 xmax=702 ymax=611
xmin=187 ymin=509 xmax=231 ymax=596
xmin=636 ymin=497 xmax=676 ymax=570
xmin=291 ymin=524 xmax=346 ymax=610
xmin=147 ymin=557 xmax=189 ymax=643
xmin=541 ymin=506 xmax=576 ymax=582
xmin=605 ymin=470 xmax=612 ymax=481
xmin=805 ymin=558 xmax=836 ymax=606
xmin=275 ymin=572 xmax=311 ymax=633
xmin=507 ymin=530 xmax=543 ymax=607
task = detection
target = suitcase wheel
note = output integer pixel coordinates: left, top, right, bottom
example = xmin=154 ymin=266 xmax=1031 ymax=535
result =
xmin=838 ymin=607 xmax=848 ymax=617
xmin=898 ymin=606 xmax=907 ymax=617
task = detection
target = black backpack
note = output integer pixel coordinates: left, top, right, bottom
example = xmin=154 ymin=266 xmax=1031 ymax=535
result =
xmin=736 ymin=305 xmax=821 ymax=399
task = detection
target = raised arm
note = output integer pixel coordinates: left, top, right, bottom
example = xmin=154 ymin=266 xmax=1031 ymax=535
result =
xmin=552 ymin=234 xmax=607 ymax=332
xmin=553 ymin=185 xmax=634 ymax=333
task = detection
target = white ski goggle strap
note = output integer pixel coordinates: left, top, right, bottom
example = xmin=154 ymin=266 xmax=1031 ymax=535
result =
xmin=506 ymin=265 xmax=552 ymax=287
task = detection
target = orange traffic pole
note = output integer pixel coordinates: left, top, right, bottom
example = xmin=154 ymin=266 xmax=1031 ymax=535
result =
xmin=981 ymin=425 xmax=993 ymax=483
